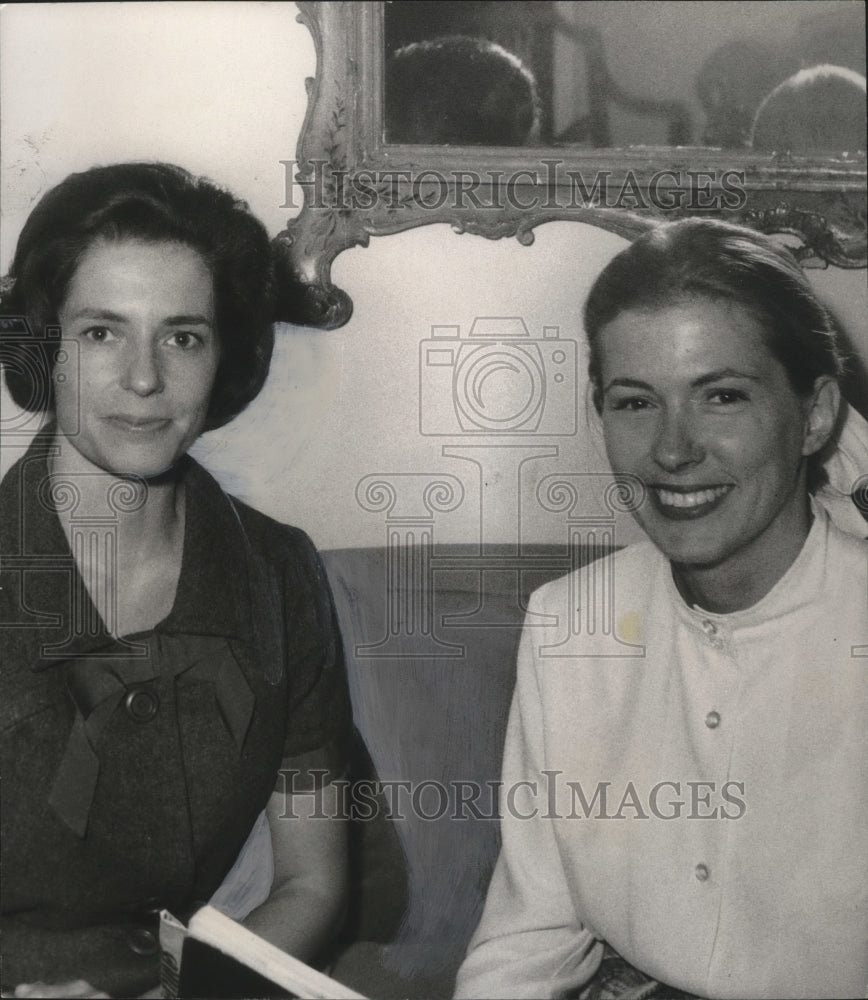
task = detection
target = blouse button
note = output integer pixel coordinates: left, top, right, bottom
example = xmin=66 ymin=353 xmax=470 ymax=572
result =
xmin=126 ymin=926 xmax=159 ymax=956
xmin=705 ymin=710 xmax=721 ymax=729
xmin=701 ymin=619 xmax=718 ymax=637
xmin=695 ymin=863 xmax=710 ymax=882
xmin=125 ymin=688 xmax=159 ymax=723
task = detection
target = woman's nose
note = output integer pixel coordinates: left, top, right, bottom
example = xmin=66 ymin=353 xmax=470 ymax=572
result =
xmin=121 ymin=341 xmax=164 ymax=396
xmin=651 ymin=410 xmax=704 ymax=471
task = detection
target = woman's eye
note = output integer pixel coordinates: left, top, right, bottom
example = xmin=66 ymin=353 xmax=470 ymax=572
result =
xmin=610 ymin=396 xmax=653 ymax=412
xmin=167 ymin=331 xmax=202 ymax=349
xmin=708 ymin=388 xmax=748 ymax=405
xmin=81 ymin=326 xmax=113 ymax=343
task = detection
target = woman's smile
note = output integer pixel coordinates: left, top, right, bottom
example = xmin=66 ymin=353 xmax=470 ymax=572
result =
xmin=106 ymin=415 xmax=173 ymax=431
xmin=647 ymin=483 xmax=734 ymax=519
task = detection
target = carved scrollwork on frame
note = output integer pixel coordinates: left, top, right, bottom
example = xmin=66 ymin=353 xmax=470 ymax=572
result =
xmin=274 ymin=2 xmax=867 ymax=330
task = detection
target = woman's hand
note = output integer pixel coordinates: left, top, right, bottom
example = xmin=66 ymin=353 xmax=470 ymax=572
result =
xmin=10 ymin=981 xmax=110 ymax=998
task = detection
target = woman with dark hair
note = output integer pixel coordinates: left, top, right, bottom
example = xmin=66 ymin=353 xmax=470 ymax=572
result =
xmin=455 ymin=219 xmax=867 ymax=999
xmin=0 ymin=163 xmax=352 ymax=997
xmin=385 ymin=36 xmax=541 ymax=146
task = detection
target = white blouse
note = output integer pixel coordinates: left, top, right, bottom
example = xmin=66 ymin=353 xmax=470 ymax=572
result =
xmin=455 ymin=506 xmax=868 ymax=999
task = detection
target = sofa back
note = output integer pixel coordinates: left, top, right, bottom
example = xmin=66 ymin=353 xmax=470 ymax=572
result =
xmin=322 ymin=543 xmax=608 ymax=977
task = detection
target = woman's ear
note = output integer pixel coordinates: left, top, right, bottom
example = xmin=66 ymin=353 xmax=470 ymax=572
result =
xmin=802 ymin=376 xmax=841 ymax=457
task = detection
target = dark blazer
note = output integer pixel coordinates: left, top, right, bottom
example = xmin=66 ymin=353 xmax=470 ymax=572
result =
xmin=0 ymin=431 xmax=351 ymax=996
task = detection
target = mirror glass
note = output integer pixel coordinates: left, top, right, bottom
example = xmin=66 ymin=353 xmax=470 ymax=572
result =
xmin=383 ymin=0 xmax=866 ymax=151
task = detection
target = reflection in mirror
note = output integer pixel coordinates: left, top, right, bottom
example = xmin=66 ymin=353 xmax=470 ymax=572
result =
xmin=276 ymin=1 xmax=867 ymax=329
xmin=383 ymin=0 xmax=866 ymax=151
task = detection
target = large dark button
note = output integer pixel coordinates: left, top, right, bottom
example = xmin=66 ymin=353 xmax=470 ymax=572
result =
xmin=126 ymin=926 xmax=159 ymax=956
xmin=125 ymin=687 xmax=159 ymax=723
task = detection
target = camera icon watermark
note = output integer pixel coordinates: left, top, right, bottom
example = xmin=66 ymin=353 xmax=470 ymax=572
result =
xmin=419 ymin=317 xmax=577 ymax=436
xmin=0 ymin=317 xmax=78 ymax=436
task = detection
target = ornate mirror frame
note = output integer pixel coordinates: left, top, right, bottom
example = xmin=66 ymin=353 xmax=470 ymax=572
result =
xmin=274 ymin=1 xmax=867 ymax=329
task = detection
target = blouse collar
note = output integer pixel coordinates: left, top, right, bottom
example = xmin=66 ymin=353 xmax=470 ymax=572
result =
xmin=0 ymin=428 xmax=256 ymax=668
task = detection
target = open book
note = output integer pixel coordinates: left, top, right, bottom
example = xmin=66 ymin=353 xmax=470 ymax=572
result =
xmin=159 ymin=905 xmax=366 ymax=999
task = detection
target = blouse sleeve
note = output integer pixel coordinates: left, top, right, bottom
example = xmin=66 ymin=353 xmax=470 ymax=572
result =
xmin=275 ymin=526 xmax=352 ymax=792
xmin=454 ymin=588 xmax=603 ymax=1000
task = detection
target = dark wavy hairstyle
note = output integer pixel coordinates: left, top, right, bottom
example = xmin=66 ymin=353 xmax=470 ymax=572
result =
xmin=386 ymin=35 xmax=541 ymax=146
xmin=1 ymin=162 xmax=275 ymax=431
xmin=584 ymin=218 xmax=845 ymax=490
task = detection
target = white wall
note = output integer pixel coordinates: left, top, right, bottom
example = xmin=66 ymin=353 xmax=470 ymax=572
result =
xmin=0 ymin=2 xmax=312 ymax=251
xmin=2 ymin=2 xmax=865 ymax=551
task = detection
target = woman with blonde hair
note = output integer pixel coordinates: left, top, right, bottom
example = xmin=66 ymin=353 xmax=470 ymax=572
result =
xmin=455 ymin=219 xmax=867 ymax=999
